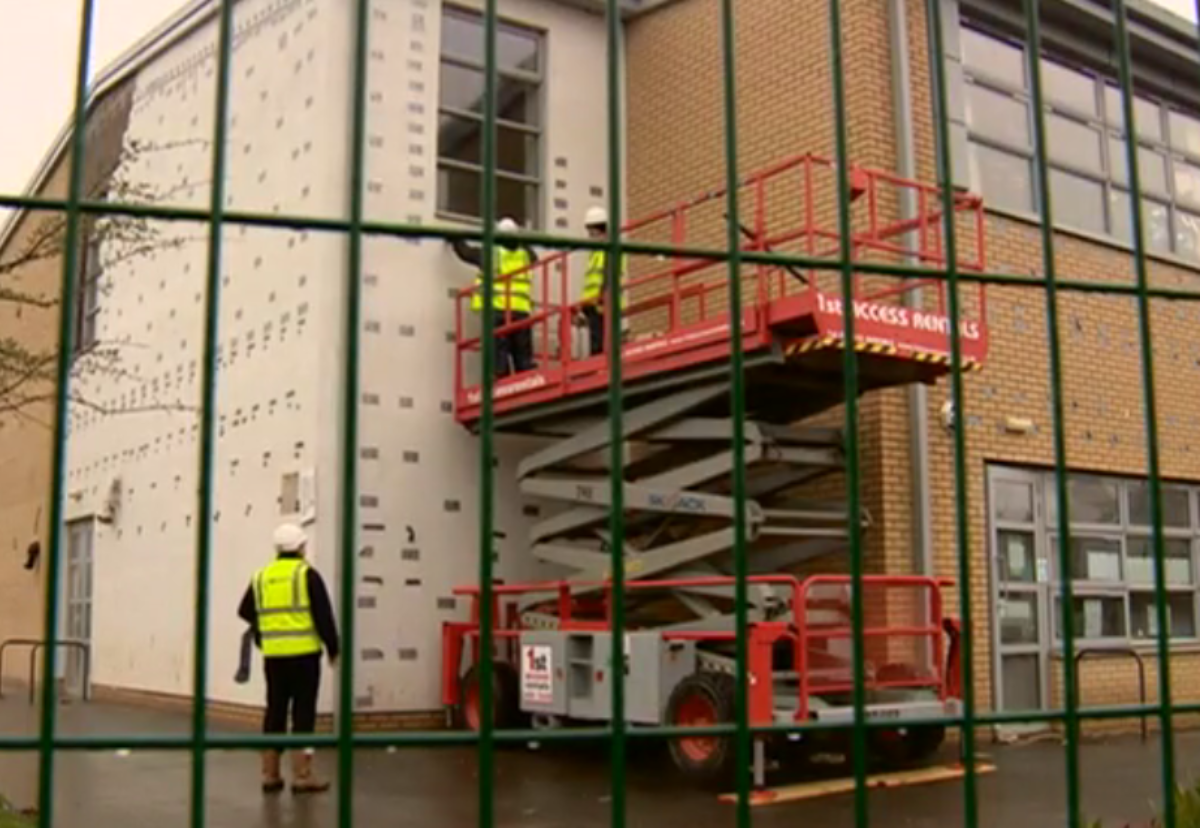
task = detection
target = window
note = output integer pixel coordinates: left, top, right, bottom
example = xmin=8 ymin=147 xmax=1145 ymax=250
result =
xmin=73 ymin=237 xmax=101 ymax=354
xmin=1034 ymin=471 xmax=1200 ymax=644
xmin=436 ymin=6 xmax=543 ymax=227
xmin=961 ymin=24 xmax=1200 ymax=262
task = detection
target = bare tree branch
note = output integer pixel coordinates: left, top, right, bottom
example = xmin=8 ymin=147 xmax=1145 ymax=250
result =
xmin=1 ymin=136 xmax=209 ymax=422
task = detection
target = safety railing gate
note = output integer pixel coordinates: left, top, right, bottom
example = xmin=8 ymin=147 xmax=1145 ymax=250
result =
xmin=0 ymin=0 xmax=1194 ymax=827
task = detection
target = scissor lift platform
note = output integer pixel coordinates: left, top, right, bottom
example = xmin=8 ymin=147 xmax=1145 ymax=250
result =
xmin=453 ymin=152 xmax=989 ymax=432
xmin=444 ymin=153 xmax=986 ymax=788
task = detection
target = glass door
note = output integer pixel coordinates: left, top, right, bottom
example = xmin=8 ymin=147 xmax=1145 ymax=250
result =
xmin=63 ymin=520 xmax=94 ymax=699
xmin=988 ymin=468 xmax=1050 ymax=733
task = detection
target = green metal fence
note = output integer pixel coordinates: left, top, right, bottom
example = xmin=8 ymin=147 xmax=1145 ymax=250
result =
xmin=0 ymin=0 xmax=1196 ymax=825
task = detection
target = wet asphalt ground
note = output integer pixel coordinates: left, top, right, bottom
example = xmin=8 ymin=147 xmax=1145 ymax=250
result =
xmin=0 ymin=695 xmax=1192 ymax=827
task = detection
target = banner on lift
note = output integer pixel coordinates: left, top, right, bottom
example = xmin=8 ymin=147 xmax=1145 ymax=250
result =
xmin=521 ymin=644 xmax=553 ymax=704
xmin=815 ymin=293 xmax=982 ymax=341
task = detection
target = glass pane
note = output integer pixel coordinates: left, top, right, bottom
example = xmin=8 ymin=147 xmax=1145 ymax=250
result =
xmin=1136 ymin=98 xmax=1163 ymax=142
xmin=1049 ymin=169 xmax=1105 ymax=235
xmin=438 ymin=114 xmax=539 ymax=176
xmin=1127 ymin=537 xmax=1193 ymax=586
xmin=1069 ymin=474 xmax=1121 ymax=524
xmin=1000 ymin=592 xmax=1040 ymax=645
xmin=1127 ymin=482 xmax=1190 ymax=527
xmin=441 ymin=9 xmax=541 ymax=74
xmin=998 ymin=530 xmax=1037 ymax=583
xmin=1109 ymin=190 xmax=1171 ymax=252
xmin=437 ymin=165 xmax=539 ymax=227
xmin=1170 ymin=110 xmax=1200 ymax=157
xmin=969 ymin=142 xmax=1033 ymax=212
xmin=965 ymin=84 xmax=1029 ymax=147
xmin=1108 ymin=139 xmax=1168 ymax=194
xmin=1131 ymin=592 xmax=1196 ymax=639
xmin=438 ymin=63 xmax=541 ymax=127
xmin=1105 ymin=86 xmax=1163 ymax=141
xmin=1174 ymin=159 xmax=1200 ymax=208
xmin=1048 ymin=115 xmax=1102 ymax=170
xmin=1000 ymin=654 xmax=1041 ymax=712
xmin=1177 ymin=209 xmax=1200 ymax=261
xmin=994 ymin=479 xmax=1035 ymax=523
xmin=962 ymin=27 xmax=1025 ymax=86
xmin=1042 ymin=59 xmax=1098 ymax=116
xmin=1052 ymin=536 xmax=1121 ymax=582
xmin=1055 ymin=595 xmax=1126 ymax=639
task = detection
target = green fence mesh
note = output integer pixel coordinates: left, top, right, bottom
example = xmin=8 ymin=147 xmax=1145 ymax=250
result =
xmin=0 ymin=0 xmax=1197 ymax=825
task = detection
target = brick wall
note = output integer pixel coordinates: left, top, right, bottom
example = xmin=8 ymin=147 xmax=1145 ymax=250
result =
xmin=625 ymin=0 xmax=1200 ymax=722
xmin=0 ymin=80 xmax=135 ymax=683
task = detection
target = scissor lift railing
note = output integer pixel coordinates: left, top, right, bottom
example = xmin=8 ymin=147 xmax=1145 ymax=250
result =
xmin=443 ymin=574 xmax=957 ymax=725
xmin=453 ymin=152 xmax=989 ymax=426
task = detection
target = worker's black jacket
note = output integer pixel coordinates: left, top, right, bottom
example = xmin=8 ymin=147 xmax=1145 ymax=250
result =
xmin=450 ymin=238 xmax=540 ymax=270
xmin=237 ymin=552 xmax=341 ymax=661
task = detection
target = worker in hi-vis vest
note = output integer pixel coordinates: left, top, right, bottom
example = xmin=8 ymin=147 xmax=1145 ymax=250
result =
xmin=450 ymin=216 xmax=539 ymax=377
xmin=576 ymin=206 xmax=628 ymax=357
xmin=237 ymin=523 xmax=340 ymax=795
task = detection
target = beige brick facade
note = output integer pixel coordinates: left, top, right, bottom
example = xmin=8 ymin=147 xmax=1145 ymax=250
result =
xmin=0 ymin=81 xmax=134 ymax=685
xmin=626 ymin=0 xmax=1200 ymax=734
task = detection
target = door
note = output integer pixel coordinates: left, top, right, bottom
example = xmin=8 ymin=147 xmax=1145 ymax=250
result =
xmin=988 ymin=467 xmax=1050 ymax=733
xmin=63 ymin=520 xmax=94 ymax=698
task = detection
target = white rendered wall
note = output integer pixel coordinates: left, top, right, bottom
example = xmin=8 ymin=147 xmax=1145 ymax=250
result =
xmin=63 ymin=0 xmax=349 ymax=710
xmin=330 ymin=0 xmax=619 ymax=712
xmin=62 ymin=0 xmax=620 ymax=716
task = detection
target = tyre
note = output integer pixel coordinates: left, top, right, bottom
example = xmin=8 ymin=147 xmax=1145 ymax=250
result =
xmin=869 ymin=662 xmax=945 ymax=766
xmin=665 ymin=671 xmax=739 ymax=789
xmin=454 ymin=660 xmax=525 ymax=732
xmin=869 ymin=723 xmax=946 ymax=766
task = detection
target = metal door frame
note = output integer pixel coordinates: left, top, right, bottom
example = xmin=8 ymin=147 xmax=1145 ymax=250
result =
xmin=62 ymin=519 xmax=94 ymax=698
xmin=987 ymin=464 xmax=1051 ymax=734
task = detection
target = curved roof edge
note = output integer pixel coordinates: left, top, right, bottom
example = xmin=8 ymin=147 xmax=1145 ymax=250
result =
xmin=1 ymin=0 xmax=238 ymax=252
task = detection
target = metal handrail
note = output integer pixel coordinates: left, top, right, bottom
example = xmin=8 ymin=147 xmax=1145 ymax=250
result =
xmin=0 ymin=637 xmax=91 ymax=705
xmin=1074 ymin=646 xmax=1147 ymax=743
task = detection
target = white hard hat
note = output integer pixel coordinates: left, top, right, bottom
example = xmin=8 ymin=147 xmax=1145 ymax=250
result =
xmin=273 ymin=523 xmax=308 ymax=553
xmin=497 ymin=217 xmax=519 ymax=232
xmin=584 ymin=206 xmax=608 ymax=228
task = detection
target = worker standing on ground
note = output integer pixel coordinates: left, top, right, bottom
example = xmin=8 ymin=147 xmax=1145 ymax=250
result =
xmin=450 ymin=216 xmax=539 ymax=377
xmin=577 ymin=206 xmax=628 ymax=357
xmin=238 ymin=522 xmax=340 ymax=795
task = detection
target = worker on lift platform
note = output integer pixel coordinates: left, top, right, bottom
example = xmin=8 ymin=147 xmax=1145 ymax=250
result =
xmin=576 ymin=206 xmax=628 ymax=357
xmin=238 ymin=523 xmax=340 ymax=795
xmin=450 ymin=216 xmax=539 ymax=377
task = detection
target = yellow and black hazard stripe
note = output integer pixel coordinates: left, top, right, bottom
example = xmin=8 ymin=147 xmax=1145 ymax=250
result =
xmin=786 ymin=337 xmax=985 ymax=373
xmin=785 ymin=335 xmax=840 ymax=356
xmin=909 ymin=349 xmax=985 ymax=372
xmin=852 ymin=341 xmax=898 ymax=356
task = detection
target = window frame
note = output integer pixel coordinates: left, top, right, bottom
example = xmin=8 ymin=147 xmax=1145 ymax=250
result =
xmin=1040 ymin=471 xmax=1200 ymax=649
xmin=960 ymin=22 xmax=1200 ymax=264
xmin=435 ymin=5 xmax=546 ymax=229
xmin=73 ymin=235 xmax=102 ymax=356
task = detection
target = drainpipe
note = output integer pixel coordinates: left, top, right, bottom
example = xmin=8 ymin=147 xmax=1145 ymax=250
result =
xmin=888 ymin=0 xmax=936 ymax=665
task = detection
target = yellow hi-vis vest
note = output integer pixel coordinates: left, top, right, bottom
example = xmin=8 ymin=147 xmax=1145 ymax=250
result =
xmin=471 ymin=247 xmax=533 ymax=314
xmin=581 ymin=250 xmax=628 ymax=309
xmin=253 ymin=557 xmax=322 ymax=658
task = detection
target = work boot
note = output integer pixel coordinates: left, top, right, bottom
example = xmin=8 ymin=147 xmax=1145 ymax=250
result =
xmin=261 ymin=751 xmax=284 ymax=794
xmin=291 ymin=749 xmax=330 ymax=794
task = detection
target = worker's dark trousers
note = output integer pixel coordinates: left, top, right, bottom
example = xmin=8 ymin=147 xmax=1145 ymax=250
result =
xmin=263 ymin=653 xmax=321 ymax=752
xmin=583 ymin=306 xmax=604 ymax=357
xmin=493 ymin=310 xmax=533 ymax=376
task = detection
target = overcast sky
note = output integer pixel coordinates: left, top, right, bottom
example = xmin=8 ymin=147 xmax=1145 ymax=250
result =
xmin=0 ymin=0 xmax=1197 ymax=202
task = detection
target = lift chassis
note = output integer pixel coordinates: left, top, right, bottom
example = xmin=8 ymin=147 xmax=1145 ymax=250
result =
xmin=443 ymin=574 xmax=964 ymax=788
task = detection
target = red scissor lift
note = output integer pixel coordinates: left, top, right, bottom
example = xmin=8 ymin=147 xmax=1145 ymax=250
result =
xmin=444 ymin=153 xmax=988 ymax=787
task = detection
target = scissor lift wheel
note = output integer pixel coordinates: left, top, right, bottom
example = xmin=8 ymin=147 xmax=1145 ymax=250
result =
xmin=665 ymin=671 xmax=739 ymax=788
xmin=455 ymin=660 xmax=524 ymax=732
xmin=866 ymin=663 xmax=946 ymax=767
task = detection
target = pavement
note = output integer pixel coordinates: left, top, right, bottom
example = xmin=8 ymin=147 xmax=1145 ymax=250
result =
xmin=0 ymin=695 xmax=1194 ymax=827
